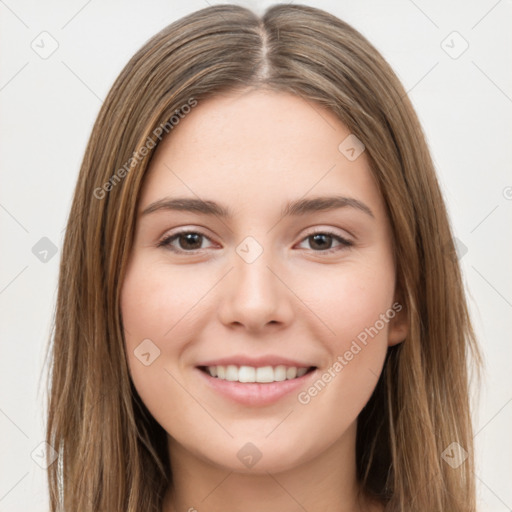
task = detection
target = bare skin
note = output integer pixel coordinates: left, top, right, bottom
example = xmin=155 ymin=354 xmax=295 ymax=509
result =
xmin=121 ymin=88 xmax=407 ymax=512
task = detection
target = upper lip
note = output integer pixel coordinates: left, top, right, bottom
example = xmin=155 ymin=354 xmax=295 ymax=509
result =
xmin=196 ymin=355 xmax=316 ymax=368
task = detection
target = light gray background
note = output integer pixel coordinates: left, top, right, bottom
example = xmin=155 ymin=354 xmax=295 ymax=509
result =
xmin=0 ymin=0 xmax=510 ymax=510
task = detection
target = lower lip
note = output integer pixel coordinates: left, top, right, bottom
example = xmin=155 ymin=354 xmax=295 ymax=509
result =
xmin=196 ymin=367 xmax=317 ymax=406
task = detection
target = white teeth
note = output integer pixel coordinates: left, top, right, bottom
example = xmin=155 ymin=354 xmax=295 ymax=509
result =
xmin=274 ymin=365 xmax=287 ymax=382
xmin=286 ymin=367 xmax=297 ymax=379
xmin=238 ymin=366 xmax=256 ymax=383
xmin=256 ymin=366 xmax=274 ymax=383
xmin=297 ymin=367 xmax=308 ymax=377
xmin=205 ymin=364 xmax=311 ymax=383
xmin=225 ymin=365 xmax=238 ymax=381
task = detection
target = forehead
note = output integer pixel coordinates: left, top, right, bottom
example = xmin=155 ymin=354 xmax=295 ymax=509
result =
xmin=139 ymin=89 xmax=385 ymax=219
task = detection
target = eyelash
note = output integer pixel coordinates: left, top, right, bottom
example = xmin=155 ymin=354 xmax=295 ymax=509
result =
xmin=156 ymin=229 xmax=353 ymax=255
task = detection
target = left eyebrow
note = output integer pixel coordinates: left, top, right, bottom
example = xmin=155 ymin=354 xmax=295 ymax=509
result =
xmin=140 ymin=195 xmax=374 ymax=219
xmin=281 ymin=195 xmax=374 ymax=219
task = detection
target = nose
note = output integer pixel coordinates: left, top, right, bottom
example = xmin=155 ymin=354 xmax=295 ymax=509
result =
xmin=216 ymin=248 xmax=295 ymax=333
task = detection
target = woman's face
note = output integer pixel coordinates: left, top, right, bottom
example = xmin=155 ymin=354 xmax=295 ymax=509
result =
xmin=121 ymin=89 xmax=407 ymax=474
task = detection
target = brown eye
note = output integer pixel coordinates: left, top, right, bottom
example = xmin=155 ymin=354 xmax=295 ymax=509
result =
xmin=158 ymin=231 xmax=213 ymax=253
xmin=298 ymin=231 xmax=353 ymax=254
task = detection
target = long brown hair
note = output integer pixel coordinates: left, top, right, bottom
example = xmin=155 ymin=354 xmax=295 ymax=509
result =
xmin=45 ymin=4 xmax=481 ymax=511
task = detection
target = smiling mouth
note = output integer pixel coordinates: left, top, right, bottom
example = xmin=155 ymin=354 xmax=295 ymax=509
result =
xmin=197 ymin=365 xmax=317 ymax=383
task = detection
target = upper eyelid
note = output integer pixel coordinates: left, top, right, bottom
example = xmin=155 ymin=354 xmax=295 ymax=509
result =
xmin=301 ymin=226 xmax=352 ymax=240
xmin=158 ymin=227 xmax=352 ymax=251
xmin=158 ymin=228 xmax=216 ymax=246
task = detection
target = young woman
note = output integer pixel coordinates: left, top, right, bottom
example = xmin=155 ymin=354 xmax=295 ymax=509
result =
xmin=45 ymin=4 xmax=480 ymax=511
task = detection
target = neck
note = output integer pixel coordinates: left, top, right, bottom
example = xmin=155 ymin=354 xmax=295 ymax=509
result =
xmin=162 ymin=421 xmax=381 ymax=512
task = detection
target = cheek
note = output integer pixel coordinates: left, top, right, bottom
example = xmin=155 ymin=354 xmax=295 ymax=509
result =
xmin=294 ymin=259 xmax=395 ymax=411
xmin=121 ymin=260 xmax=207 ymax=446
xmin=301 ymin=256 xmax=396 ymax=348
xmin=333 ymin=278 xmax=395 ymax=358
xmin=120 ymin=261 xmax=186 ymax=402
xmin=121 ymin=260 xmax=197 ymax=345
